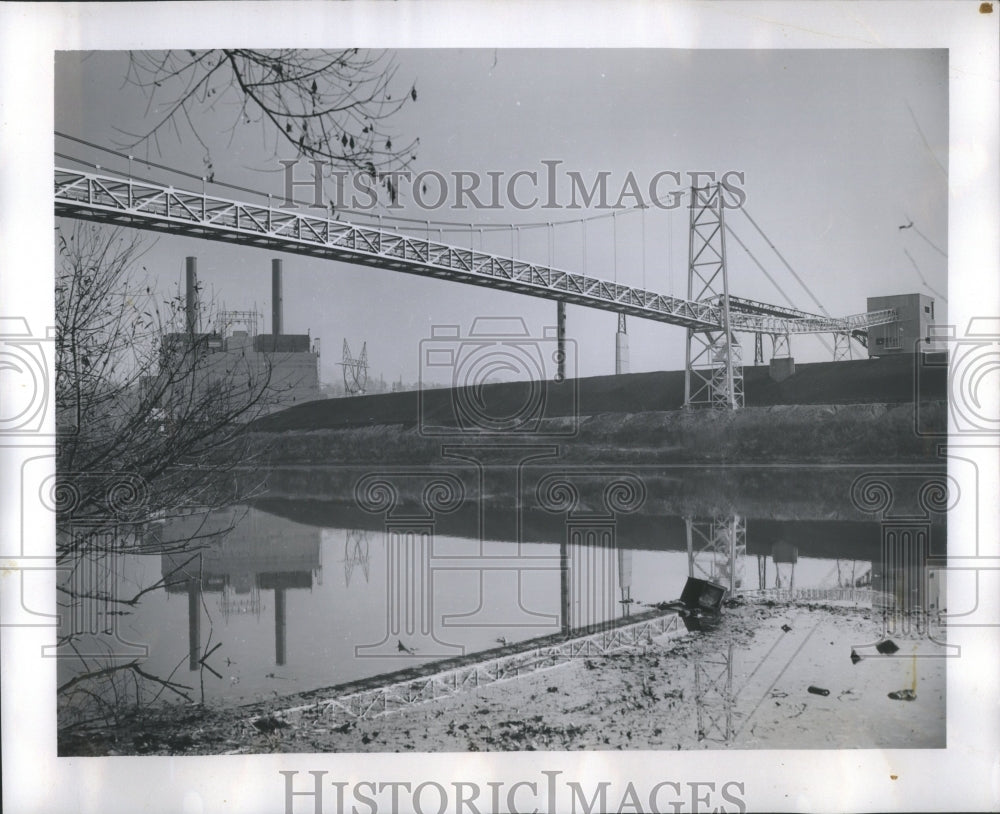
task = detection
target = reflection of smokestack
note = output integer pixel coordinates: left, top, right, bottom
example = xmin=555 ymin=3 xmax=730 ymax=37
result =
xmin=274 ymin=587 xmax=287 ymax=665
xmin=185 ymin=257 xmax=198 ymax=337
xmin=271 ymin=259 xmax=283 ymax=337
xmin=188 ymin=579 xmax=201 ymax=671
xmin=560 ymin=538 xmax=570 ymax=635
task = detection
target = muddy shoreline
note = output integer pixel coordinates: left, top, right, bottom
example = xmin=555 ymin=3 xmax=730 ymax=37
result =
xmin=59 ymin=599 xmax=945 ymax=755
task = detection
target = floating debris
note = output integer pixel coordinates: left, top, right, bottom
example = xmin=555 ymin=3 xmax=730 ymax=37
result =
xmin=876 ymin=639 xmax=900 ymax=655
xmin=888 ymin=689 xmax=917 ymax=701
xmin=781 ymin=624 xmax=793 ymax=633
xmin=807 ymin=686 xmax=830 ymax=696
xmin=850 ymin=649 xmax=862 ymax=665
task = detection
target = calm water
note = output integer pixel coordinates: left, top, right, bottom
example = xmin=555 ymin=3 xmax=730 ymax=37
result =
xmin=57 ymin=465 xmax=947 ymax=707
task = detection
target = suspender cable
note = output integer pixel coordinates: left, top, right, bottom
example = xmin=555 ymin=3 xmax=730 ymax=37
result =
xmin=641 ymin=205 xmax=647 ymax=291
xmin=613 ymin=210 xmax=618 ymax=283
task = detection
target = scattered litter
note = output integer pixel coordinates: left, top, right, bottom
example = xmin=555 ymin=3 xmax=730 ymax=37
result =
xmin=807 ymin=686 xmax=830 ymax=696
xmin=888 ymin=689 xmax=917 ymax=701
xmin=876 ymin=639 xmax=900 ymax=655
xmin=252 ymin=716 xmax=288 ymax=733
xmin=788 ymin=703 xmax=807 ymax=718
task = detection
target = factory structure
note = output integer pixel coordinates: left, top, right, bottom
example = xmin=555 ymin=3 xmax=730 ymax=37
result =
xmin=865 ymin=293 xmax=938 ymax=356
xmin=159 ymin=257 xmax=322 ymax=417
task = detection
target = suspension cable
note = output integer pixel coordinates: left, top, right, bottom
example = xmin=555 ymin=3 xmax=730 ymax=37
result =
xmin=737 ymin=205 xmax=830 ymax=315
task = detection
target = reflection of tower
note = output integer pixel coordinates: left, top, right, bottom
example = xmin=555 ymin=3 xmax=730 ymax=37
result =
xmin=343 ymin=529 xmax=372 ymax=587
xmin=341 ymin=339 xmax=368 ymax=395
xmin=686 ymin=515 xmax=746 ymax=595
xmin=354 ymin=472 xmax=464 ymax=657
xmin=694 ymin=642 xmax=735 ymax=743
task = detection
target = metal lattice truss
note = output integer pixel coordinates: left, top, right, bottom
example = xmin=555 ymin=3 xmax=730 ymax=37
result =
xmin=833 ymin=331 xmax=854 ymax=361
xmin=55 ymin=169 xmax=895 ymax=338
xmin=686 ymin=515 xmax=747 ymax=595
xmin=739 ymin=587 xmax=873 ymax=603
xmin=684 ymin=185 xmax=743 ymax=409
xmin=753 ymin=331 xmax=792 ymax=364
xmin=263 ymin=611 xmax=684 ymax=725
xmin=216 ymin=309 xmax=261 ymax=338
xmin=726 ymin=295 xmax=897 ymax=335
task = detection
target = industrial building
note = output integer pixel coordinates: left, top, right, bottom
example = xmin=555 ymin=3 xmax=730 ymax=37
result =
xmin=159 ymin=257 xmax=322 ymax=417
xmin=866 ymin=293 xmax=937 ymax=357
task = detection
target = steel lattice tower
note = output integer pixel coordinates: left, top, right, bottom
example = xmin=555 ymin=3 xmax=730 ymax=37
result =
xmin=340 ymin=339 xmax=368 ymax=395
xmin=684 ymin=184 xmax=743 ymax=409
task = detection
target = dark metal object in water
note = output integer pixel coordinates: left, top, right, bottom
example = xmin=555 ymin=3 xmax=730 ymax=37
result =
xmin=680 ymin=577 xmax=727 ymax=612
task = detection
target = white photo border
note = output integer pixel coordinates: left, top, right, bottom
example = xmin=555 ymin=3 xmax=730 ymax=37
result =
xmin=1 ymin=2 xmax=997 ymax=812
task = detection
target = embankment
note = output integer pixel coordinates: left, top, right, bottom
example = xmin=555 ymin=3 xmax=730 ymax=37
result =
xmin=248 ymin=400 xmax=945 ymax=465
xmin=247 ymin=353 xmax=946 ymax=464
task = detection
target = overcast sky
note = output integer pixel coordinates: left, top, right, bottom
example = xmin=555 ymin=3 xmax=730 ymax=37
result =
xmin=55 ymin=48 xmax=948 ymax=384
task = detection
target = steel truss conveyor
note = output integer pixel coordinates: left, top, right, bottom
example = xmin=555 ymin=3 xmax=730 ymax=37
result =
xmin=54 ymin=168 xmax=895 ymax=338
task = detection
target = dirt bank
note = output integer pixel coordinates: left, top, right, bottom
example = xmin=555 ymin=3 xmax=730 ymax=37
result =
xmin=60 ymin=600 xmax=945 ymax=755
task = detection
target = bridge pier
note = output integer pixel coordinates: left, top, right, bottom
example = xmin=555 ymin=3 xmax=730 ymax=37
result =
xmin=615 ymin=313 xmax=629 ymax=375
xmin=556 ymin=300 xmax=566 ymax=381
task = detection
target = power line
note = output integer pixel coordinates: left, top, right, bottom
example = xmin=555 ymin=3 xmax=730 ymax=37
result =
xmin=911 ymin=225 xmax=947 ymax=258
xmin=903 ymin=248 xmax=947 ymax=302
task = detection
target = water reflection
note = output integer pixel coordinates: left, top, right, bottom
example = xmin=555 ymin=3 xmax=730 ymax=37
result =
xmin=156 ymin=506 xmax=321 ymax=671
xmin=60 ymin=466 xmax=950 ymax=711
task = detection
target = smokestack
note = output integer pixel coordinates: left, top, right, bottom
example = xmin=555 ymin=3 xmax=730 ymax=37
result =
xmin=185 ymin=257 xmax=198 ymax=337
xmin=271 ymin=259 xmax=283 ymax=337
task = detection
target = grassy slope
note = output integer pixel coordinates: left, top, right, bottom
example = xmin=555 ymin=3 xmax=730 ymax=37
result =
xmin=248 ymin=400 xmax=946 ymax=465
xmin=246 ymin=353 xmax=946 ymax=464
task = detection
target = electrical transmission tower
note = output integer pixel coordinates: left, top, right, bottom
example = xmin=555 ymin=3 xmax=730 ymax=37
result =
xmin=340 ymin=339 xmax=368 ymax=395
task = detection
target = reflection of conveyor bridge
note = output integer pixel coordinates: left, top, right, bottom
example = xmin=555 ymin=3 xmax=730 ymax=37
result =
xmin=265 ymin=611 xmax=685 ymax=724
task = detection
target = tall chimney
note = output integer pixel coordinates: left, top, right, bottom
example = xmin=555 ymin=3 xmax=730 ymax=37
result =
xmin=185 ymin=256 xmax=198 ymax=337
xmin=271 ymin=259 xmax=283 ymax=337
